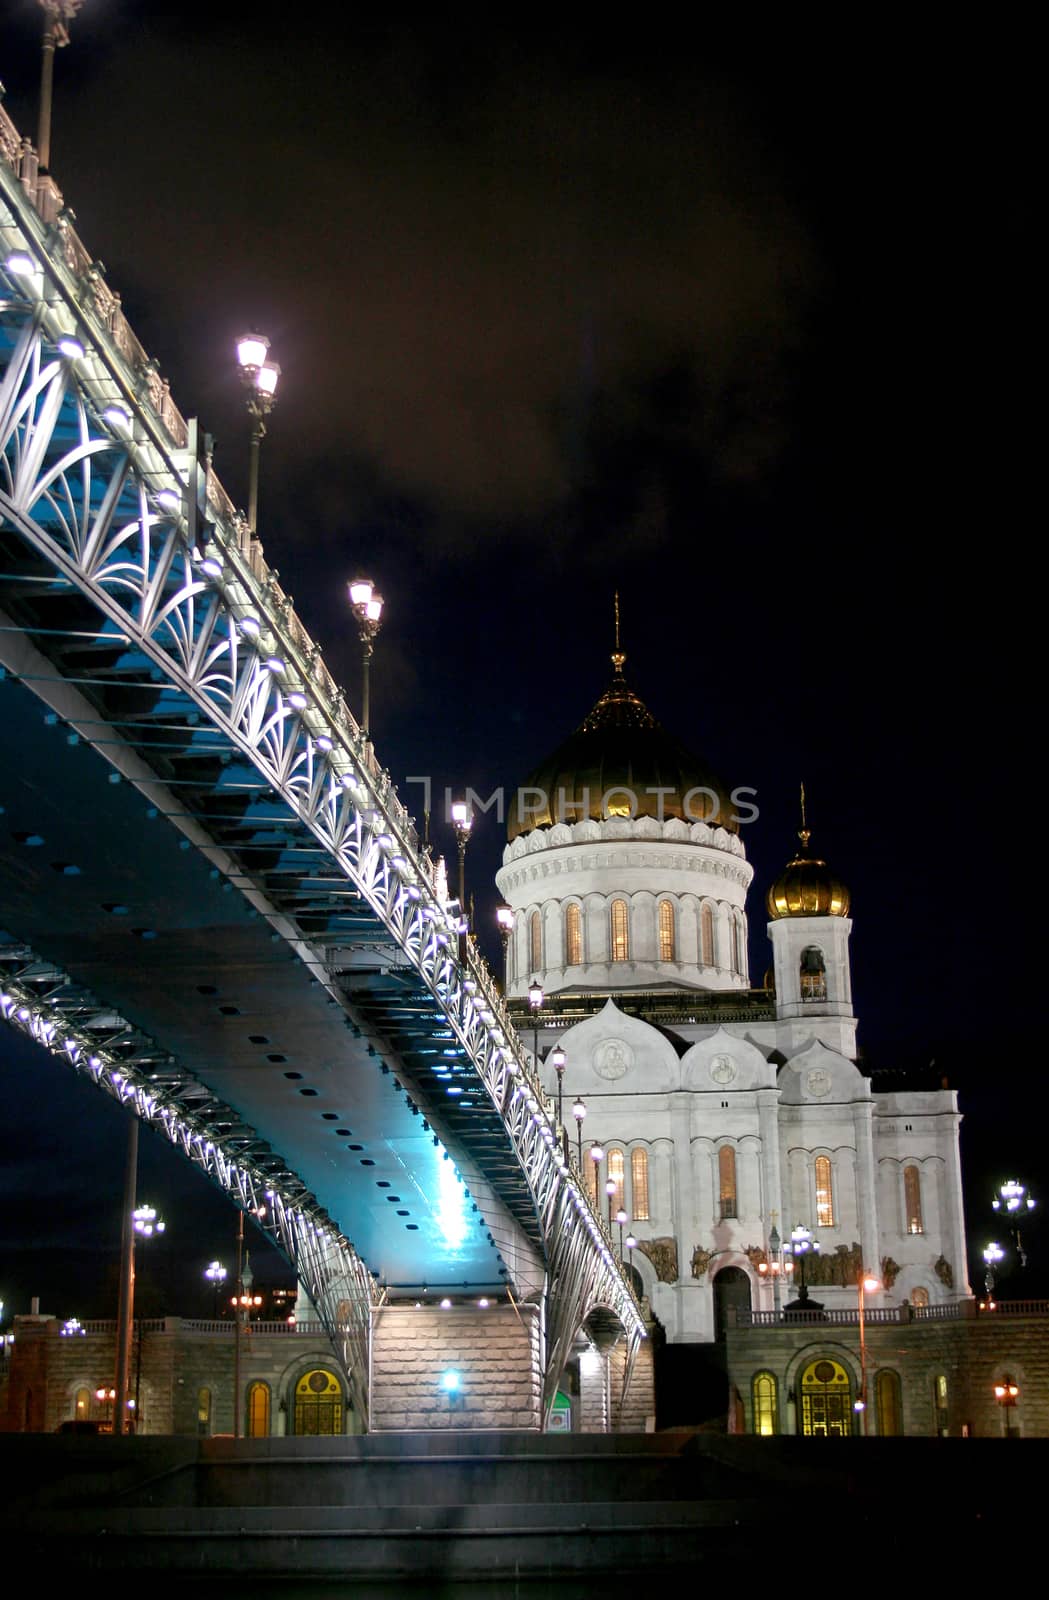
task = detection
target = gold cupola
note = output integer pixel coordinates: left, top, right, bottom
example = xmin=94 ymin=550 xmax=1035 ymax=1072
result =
xmin=766 ymin=787 xmax=850 ymax=919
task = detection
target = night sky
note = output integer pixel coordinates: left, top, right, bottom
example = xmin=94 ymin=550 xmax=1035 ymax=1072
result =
xmin=0 ymin=8 xmax=1041 ymax=1319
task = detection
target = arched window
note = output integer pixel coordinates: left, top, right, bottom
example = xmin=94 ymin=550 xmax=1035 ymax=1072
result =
xmin=718 ymin=1145 xmax=737 ymax=1220
xmin=700 ymin=903 xmax=715 ymax=966
xmin=294 ymin=1369 xmax=344 ymax=1436
xmin=658 ymin=899 xmax=675 ymax=961
xmin=731 ymin=916 xmax=741 ymax=975
xmin=610 ymin=899 xmax=629 ymax=961
xmin=631 ymin=1148 xmax=650 ymax=1221
xmin=607 ymin=1147 xmax=625 ymax=1213
xmin=751 ymin=1371 xmax=779 ymax=1436
xmin=565 ymin=903 xmax=582 ymax=966
xmin=800 ymin=946 xmax=827 ymax=1000
xmin=904 ymin=1165 xmax=924 ymax=1234
xmin=74 ymin=1386 xmax=90 ymax=1419
xmin=247 ymin=1381 xmax=271 ymax=1437
xmin=876 ymin=1370 xmax=902 ymax=1436
xmin=529 ymin=910 xmax=542 ymax=973
xmin=933 ymin=1373 xmax=949 ymax=1436
xmin=911 ymin=1286 xmax=929 ymax=1308
xmin=197 ymin=1388 xmax=211 ymax=1437
xmin=815 ymin=1155 xmax=835 ymax=1228
xmin=799 ymin=1358 xmax=852 ymax=1438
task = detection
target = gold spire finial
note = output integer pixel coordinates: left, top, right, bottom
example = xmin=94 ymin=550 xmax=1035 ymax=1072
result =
xmin=798 ymin=781 xmax=811 ymax=851
xmin=611 ymin=591 xmax=626 ymax=673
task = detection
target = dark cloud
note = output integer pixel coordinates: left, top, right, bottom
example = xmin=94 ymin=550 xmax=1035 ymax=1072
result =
xmin=34 ymin=23 xmax=815 ymax=527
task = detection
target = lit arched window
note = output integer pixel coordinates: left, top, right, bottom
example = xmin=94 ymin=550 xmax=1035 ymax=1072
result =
xmin=799 ymin=1358 xmax=852 ymax=1438
xmin=74 ymin=1387 xmax=90 ymax=1419
xmin=719 ymin=1145 xmax=737 ymax=1220
xmin=565 ymin=903 xmax=582 ymax=966
xmin=658 ymin=900 xmax=675 ymax=961
xmin=197 ymin=1388 xmax=211 ymax=1437
xmin=815 ymin=1155 xmax=835 ymax=1228
xmin=876 ymin=1370 xmax=902 ymax=1436
xmin=701 ymin=903 xmax=715 ymax=966
xmin=800 ymin=946 xmax=827 ymax=1000
xmin=294 ymin=1369 xmax=344 ymax=1436
xmin=610 ymin=899 xmax=629 ymax=961
xmin=247 ymin=1381 xmax=271 ymax=1437
xmin=529 ymin=910 xmax=542 ymax=973
xmin=631 ymin=1148 xmax=650 ymax=1221
xmin=904 ymin=1165 xmax=924 ymax=1234
xmin=911 ymin=1286 xmax=929 ymax=1308
xmin=751 ymin=1371 xmax=779 ymax=1436
xmin=607 ymin=1147 xmax=625 ymax=1212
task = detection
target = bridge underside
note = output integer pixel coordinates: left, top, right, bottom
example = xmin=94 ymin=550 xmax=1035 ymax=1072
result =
xmin=0 ymin=658 xmax=520 ymax=1290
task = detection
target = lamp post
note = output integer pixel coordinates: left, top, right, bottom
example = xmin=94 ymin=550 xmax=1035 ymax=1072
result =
xmin=35 ymin=1 xmax=82 ymax=171
xmin=235 ymin=333 xmax=280 ymax=535
xmin=528 ymin=978 xmax=544 ymax=1071
xmin=605 ymin=1177 xmax=617 ymax=1231
xmin=347 ymin=578 xmax=384 ymax=738
xmin=992 ymin=1179 xmax=1036 ymax=1268
xmin=982 ymin=1241 xmax=1005 ymax=1300
xmin=95 ymin=1386 xmax=116 ymax=1430
xmin=994 ymin=1375 xmax=1020 ymax=1438
xmin=855 ymin=1271 xmax=880 ymax=1435
xmin=496 ymin=905 xmax=513 ymax=990
xmin=589 ymin=1141 xmax=604 ymax=1208
xmin=549 ymin=1045 xmax=566 ymax=1132
xmin=572 ymin=1097 xmax=586 ymax=1170
xmin=616 ymin=1208 xmax=628 ymax=1260
xmin=626 ymin=1232 xmax=638 ymax=1290
xmin=451 ymin=801 xmax=472 ymax=952
xmin=784 ymin=1222 xmax=820 ymax=1308
xmin=204 ymin=1261 xmax=228 ymax=1319
xmin=232 ymin=1204 xmax=266 ymax=1439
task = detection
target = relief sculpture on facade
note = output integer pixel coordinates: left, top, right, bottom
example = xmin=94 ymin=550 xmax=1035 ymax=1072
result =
xmin=804 ymin=1241 xmax=862 ymax=1287
xmin=689 ymin=1245 xmax=712 ymax=1279
xmin=880 ymin=1255 xmax=901 ymax=1289
xmin=934 ymin=1254 xmax=953 ymax=1288
xmin=638 ymin=1237 xmax=679 ymax=1283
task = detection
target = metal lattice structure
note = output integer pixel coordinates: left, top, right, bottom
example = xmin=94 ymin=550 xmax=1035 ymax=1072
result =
xmin=0 ymin=105 xmax=644 ymax=1415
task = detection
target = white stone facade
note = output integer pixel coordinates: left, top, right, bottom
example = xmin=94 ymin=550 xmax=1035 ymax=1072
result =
xmin=499 ymin=811 xmax=971 ymax=1347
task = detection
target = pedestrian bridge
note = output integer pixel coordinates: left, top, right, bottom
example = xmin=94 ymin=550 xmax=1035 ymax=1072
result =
xmin=0 ymin=102 xmax=643 ymax=1426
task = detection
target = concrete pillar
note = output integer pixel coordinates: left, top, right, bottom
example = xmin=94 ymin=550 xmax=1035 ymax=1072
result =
xmin=852 ymin=1099 xmax=879 ymax=1274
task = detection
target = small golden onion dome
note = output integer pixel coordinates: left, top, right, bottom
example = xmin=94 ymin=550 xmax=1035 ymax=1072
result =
xmin=507 ymin=654 xmax=735 ymax=842
xmin=766 ymin=829 xmax=850 ymax=919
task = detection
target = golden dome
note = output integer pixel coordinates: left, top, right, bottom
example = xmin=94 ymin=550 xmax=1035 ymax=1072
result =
xmin=507 ymin=652 xmax=736 ymax=842
xmin=766 ymin=829 xmax=850 ymax=919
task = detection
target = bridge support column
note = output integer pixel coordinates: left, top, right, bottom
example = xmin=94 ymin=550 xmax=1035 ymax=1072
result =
xmin=370 ymin=1303 xmax=542 ymax=1431
xmin=578 ymin=1347 xmax=611 ymax=1433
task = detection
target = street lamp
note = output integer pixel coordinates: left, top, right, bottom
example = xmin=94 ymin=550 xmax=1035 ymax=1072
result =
xmin=615 ymin=1207 xmax=628 ymax=1259
xmin=784 ymin=1222 xmax=821 ymax=1307
xmin=572 ymin=1096 xmax=586 ymax=1169
xmin=95 ymin=1386 xmax=116 ymax=1429
xmin=204 ymin=1260 xmax=228 ymax=1319
xmin=528 ymin=978 xmax=544 ymax=1071
xmin=626 ymin=1232 xmax=638 ymax=1290
xmin=982 ymin=1241 xmax=1005 ymax=1299
xmin=235 ymin=333 xmax=280 ymax=535
xmin=35 ymin=1 xmax=83 ymax=171
xmin=855 ymin=1271 xmax=880 ymax=1434
xmin=994 ymin=1375 xmax=1020 ymax=1438
xmin=605 ymin=1177 xmax=617 ymax=1230
xmin=549 ymin=1045 xmax=566 ymax=1132
xmin=451 ymin=800 xmax=472 ymax=923
xmin=233 ymin=1203 xmax=266 ymax=1439
xmin=992 ymin=1179 xmax=1037 ymax=1267
xmin=496 ymin=905 xmax=514 ymax=989
xmin=347 ymin=577 xmax=384 ymax=738
xmin=589 ymin=1141 xmax=604 ymax=1208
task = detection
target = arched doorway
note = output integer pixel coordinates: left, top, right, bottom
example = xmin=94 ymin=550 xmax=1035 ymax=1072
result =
xmin=798 ymin=1358 xmax=853 ymax=1437
xmin=292 ymin=1368 xmax=344 ymax=1436
xmin=713 ymin=1266 xmax=751 ymax=1341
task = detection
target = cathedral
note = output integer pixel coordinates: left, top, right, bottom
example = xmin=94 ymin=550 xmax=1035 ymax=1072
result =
xmin=496 ymin=636 xmax=971 ymax=1382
